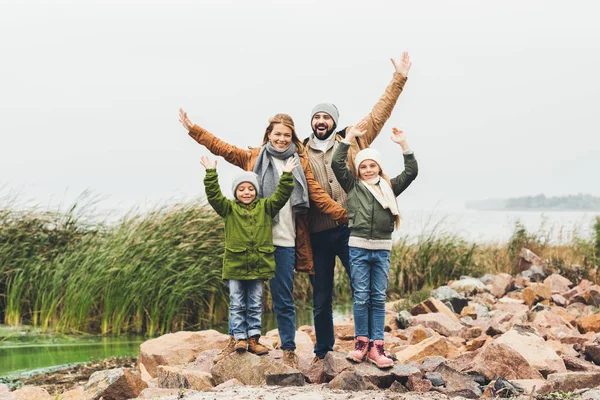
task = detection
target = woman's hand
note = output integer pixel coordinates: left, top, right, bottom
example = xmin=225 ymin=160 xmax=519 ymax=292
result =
xmin=345 ymin=120 xmax=368 ymax=142
xmin=200 ymin=156 xmax=217 ymax=169
xmin=282 ymin=158 xmax=299 ymax=173
xmin=179 ymin=108 xmax=194 ymax=131
xmin=391 ymin=127 xmax=410 ymax=151
xmin=390 ymin=52 xmax=412 ymax=78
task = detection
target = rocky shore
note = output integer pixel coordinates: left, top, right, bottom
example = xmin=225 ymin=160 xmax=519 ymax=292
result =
xmin=2 ymin=248 xmax=600 ymax=400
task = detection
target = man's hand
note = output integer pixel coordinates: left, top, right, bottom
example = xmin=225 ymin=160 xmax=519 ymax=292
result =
xmin=200 ymin=156 xmax=217 ymax=169
xmin=282 ymin=158 xmax=299 ymax=173
xmin=179 ymin=108 xmax=194 ymax=131
xmin=391 ymin=127 xmax=410 ymax=151
xmin=345 ymin=120 xmax=368 ymax=142
xmin=390 ymin=52 xmax=412 ymax=78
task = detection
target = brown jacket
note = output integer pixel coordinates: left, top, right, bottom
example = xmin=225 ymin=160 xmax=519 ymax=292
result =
xmin=189 ymin=125 xmax=347 ymax=274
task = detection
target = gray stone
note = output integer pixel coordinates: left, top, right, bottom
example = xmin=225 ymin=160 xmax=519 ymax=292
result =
xmin=434 ymin=363 xmax=481 ymax=398
xmin=265 ymin=372 xmax=305 ymax=387
xmin=210 ymin=351 xmax=299 ymax=386
xmin=397 ymin=310 xmax=413 ymax=329
xmin=425 ymin=374 xmax=445 ymax=387
xmin=522 ymin=265 xmax=546 ymax=282
xmin=432 ymin=286 xmax=469 ymax=314
xmin=420 ymin=356 xmax=447 ymax=372
xmin=389 ymin=380 xmax=409 ymax=392
xmin=326 ymin=371 xmax=367 ymax=391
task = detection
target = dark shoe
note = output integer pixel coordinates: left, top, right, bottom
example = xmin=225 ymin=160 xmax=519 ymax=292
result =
xmin=248 ymin=335 xmax=269 ymax=355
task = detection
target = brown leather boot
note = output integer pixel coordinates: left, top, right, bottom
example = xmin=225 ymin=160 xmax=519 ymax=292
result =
xmin=248 ymin=335 xmax=269 ymax=355
xmin=213 ymin=336 xmax=235 ymax=363
xmin=234 ymin=339 xmax=248 ymax=353
xmin=282 ymin=350 xmax=299 ymax=369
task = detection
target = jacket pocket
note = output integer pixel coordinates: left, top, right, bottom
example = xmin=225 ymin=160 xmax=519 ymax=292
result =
xmin=224 ymin=246 xmax=248 ymax=273
xmin=257 ymin=246 xmax=276 ymax=274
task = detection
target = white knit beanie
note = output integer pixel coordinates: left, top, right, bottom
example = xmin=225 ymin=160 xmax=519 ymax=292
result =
xmin=354 ymin=148 xmax=384 ymax=174
xmin=231 ymin=171 xmax=259 ymax=197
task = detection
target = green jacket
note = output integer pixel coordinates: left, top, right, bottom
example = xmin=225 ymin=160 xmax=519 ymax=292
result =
xmin=331 ymin=141 xmax=418 ymax=241
xmin=204 ymin=169 xmax=294 ymax=280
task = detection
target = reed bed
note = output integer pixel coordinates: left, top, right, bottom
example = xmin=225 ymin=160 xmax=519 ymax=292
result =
xmin=1 ymin=198 xmax=598 ymax=336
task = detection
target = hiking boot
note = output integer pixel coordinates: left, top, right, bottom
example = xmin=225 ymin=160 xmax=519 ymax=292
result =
xmin=248 ymin=335 xmax=269 ymax=355
xmin=235 ymin=339 xmax=248 ymax=353
xmin=368 ymin=340 xmax=394 ymax=369
xmin=346 ymin=336 xmax=369 ymax=363
xmin=282 ymin=349 xmax=299 ymax=369
xmin=213 ymin=336 xmax=235 ymax=363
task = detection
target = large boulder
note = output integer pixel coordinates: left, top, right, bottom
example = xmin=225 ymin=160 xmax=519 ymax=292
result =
xmin=210 ymin=351 xmax=298 ymax=386
xmin=411 ymin=313 xmax=463 ymax=337
xmin=352 ymin=363 xmax=421 ymax=389
xmin=326 ymin=371 xmax=367 ymax=391
xmin=84 ymin=368 xmax=147 ymax=400
xmin=157 ymin=365 xmax=213 ymax=390
xmin=539 ymin=371 xmax=600 ymax=394
xmin=471 ymin=342 xmax=543 ymax=380
xmin=494 ymin=325 xmax=566 ymax=375
xmin=9 ymin=386 xmax=52 ymax=400
xmin=395 ymin=336 xmax=453 ymax=363
xmin=138 ymin=330 xmax=229 ymax=377
xmin=544 ymin=274 xmax=573 ymax=294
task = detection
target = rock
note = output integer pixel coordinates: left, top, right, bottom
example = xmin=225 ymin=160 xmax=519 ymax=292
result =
xmin=210 ymin=351 xmax=298 ymax=386
xmin=544 ymin=274 xmax=573 ymax=294
xmin=585 ymin=342 xmax=600 ymax=365
xmin=406 ymin=326 xmax=435 ymax=344
xmin=326 ymin=371 xmax=367 ymax=391
xmin=397 ymin=310 xmax=413 ymax=329
xmin=562 ymin=355 xmax=600 ymax=371
xmin=531 ymin=303 xmax=551 ymax=312
xmin=136 ymin=388 xmax=181 ymax=399
xmin=539 ymin=371 xmax=600 ymax=394
xmin=425 ymin=374 xmax=445 ymax=387
xmin=431 ymin=286 xmax=469 ymax=314
xmin=265 ymin=372 xmax=305 ymax=387
xmin=58 ymin=387 xmax=87 ymax=400
xmin=471 ymin=342 xmax=543 ymax=380
xmin=395 ymin=336 xmax=452 ymax=363
xmin=334 ymin=323 xmax=355 ymax=340
xmin=466 ymin=335 xmax=489 ymax=351
xmin=419 ymin=356 xmax=448 ymax=372
xmin=483 ymin=273 xmax=514 ymax=298
xmin=519 ymin=248 xmax=542 ymax=270
xmin=157 ymin=365 xmax=213 ymax=390
xmin=352 ymin=363 xmax=421 ymax=388
xmin=490 ymin=377 xmax=524 ymax=397
xmin=434 ymin=363 xmax=481 ymax=398
xmin=460 ymin=306 xmax=478 ymax=319
xmin=552 ymin=294 xmax=567 ymax=307
xmin=446 ymin=351 xmax=478 ymax=373
xmin=139 ymin=330 xmax=229 ymax=378
xmin=323 ymin=351 xmax=353 ymax=382
xmin=582 ymin=285 xmax=600 ymax=306
xmin=10 ymin=386 xmax=52 ymax=400
xmin=189 ymin=349 xmax=220 ymax=373
xmin=522 ymin=266 xmax=546 ymax=282
xmin=406 ymin=375 xmax=433 ymax=393
xmin=494 ymin=325 xmax=566 ymax=375
xmin=213 ymin=378 xmax=244 ymax=389
xmin=84 ymin=368 xmax=148 ymax=400
xmin=411 ymin=313 xmax=463 ymax=337
xmin=302 ymin=356 xmax=326 ymax=384
xmin=510 ymin=379 xmax=547 ymax=395
xmin=522 ymin=283 xmax=552 ymax=307
xmin=411 ymin=297 xmax=460 ymax=322
xmin=389 ymin=380 xmax=409 ymax=392
xmin=449 ymin=278 xmax=487 ymax=296
xmin=578 ymin=314 xmax=600 ymax=333
xmin=0 ymin=384 xmax=9 ymax=395
xmin=582 ymin=389 xmax=600 ymax=400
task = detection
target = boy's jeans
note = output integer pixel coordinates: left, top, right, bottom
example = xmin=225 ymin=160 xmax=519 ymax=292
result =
xmin=349 ymin=247 xmax=390 ymax=341
xmin=228 ymin=279 xmax=264 ymax=340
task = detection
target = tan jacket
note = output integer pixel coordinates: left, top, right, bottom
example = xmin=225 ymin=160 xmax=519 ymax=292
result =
xmin=188 ymin=125 xmax=348 ymax=274
xmin=306 ymin=72 xmax=408 ymax=233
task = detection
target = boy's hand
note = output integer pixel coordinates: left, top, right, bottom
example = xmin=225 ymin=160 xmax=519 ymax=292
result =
xmin=179 ymin=108 xmax=194 ymax=131
xmin=200 ymin=156 xmax=217 ymax=169
xmin=346 ymin=120 xmax=368 ymax=142
xmin=282 ymin=158 xmax=299 ymax=173
xmin=391 ymin=127 xmax=410 ymax=151
xmin=390 ymin=51 xmax=412 ymax=78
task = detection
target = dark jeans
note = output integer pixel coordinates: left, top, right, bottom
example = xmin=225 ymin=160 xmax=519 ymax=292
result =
xmin=270 ymin=246 xmax=297 ymax=351
xmin=309 ymin=224 xmax=351 ymax=359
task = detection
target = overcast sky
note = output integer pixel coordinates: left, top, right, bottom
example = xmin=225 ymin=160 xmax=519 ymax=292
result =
xmin=1 ymin=0 xmax=599 ymax=214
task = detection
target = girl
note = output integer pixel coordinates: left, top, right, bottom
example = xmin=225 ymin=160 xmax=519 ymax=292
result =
xmin=201 ymin=155 xmax=297 ymax=356
xmin=331 ymin=122 xmax=418 ymax=368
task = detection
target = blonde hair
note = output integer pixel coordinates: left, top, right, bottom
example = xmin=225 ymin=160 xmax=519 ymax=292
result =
xmin=262 ymin=113 xmax=305 ymax=154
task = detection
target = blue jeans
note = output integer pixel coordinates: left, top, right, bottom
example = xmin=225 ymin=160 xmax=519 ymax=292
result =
xmin=270 ymin=246 xmax=296 ymax=351
xmin=349 ymin=247 xmax=390 ymax=341
xmin=228 ymin=279 xmax=264 ymax=340
xmin=309 ymin=224 xmax=351 ymax=359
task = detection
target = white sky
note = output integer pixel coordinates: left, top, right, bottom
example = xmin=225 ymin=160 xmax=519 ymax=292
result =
xmin=1 ymin=0 xmax=599 ymax=214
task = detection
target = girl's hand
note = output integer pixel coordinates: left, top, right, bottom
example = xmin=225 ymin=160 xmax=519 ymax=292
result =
xmin=391 ymin=127 xmax=409 ymax=150
xmin=179 ymin=108 xmax=194 ymax=131
xmin=200 ymin=156 xmax=217 ymax=169
xmin=282 ymin=158 xmax=299 ymax=173
xmin=346 ymin=120 xmax=368 ymax=141
xmin=390 ymin=52 xmax=412 ymax=78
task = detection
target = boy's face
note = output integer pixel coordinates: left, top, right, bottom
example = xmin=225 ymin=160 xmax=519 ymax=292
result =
xmin=236 ymin=182 xmax=256 ymax=204
xmin=358 ymin=159 xmax=381 ymax=180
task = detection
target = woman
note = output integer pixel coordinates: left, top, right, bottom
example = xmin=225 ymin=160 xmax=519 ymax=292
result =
xmin=179 ymin=110 xmax=347 ymax=368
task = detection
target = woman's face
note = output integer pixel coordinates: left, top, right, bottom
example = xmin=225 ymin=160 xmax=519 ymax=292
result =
xmin=268 ymin=123 xmax=293 ymax=151
xmin=358 ymin=159 xmax=381 ymax=180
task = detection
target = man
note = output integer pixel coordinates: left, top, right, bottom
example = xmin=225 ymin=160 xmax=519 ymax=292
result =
xmin=305 ymin=52 xmax=412 ymax=360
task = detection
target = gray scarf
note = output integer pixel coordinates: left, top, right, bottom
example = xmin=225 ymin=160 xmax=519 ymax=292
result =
xmin=253 ymin=142 xmax=309 ymax=221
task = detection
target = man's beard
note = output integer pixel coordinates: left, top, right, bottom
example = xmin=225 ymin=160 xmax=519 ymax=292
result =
xmin=313 ymin=124 xmax=336 ymax=140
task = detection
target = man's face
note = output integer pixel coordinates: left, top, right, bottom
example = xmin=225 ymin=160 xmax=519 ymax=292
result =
xmin=311 ymin=112 xmax=335 ymax=139
xmin=236 ymin=183 xmax=256 ymax=204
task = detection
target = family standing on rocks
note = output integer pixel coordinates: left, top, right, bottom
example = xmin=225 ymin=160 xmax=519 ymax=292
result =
xmin=178 ymin=52 xmax=416 ymax=369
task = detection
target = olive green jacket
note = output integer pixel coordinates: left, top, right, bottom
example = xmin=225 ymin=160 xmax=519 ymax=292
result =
xmin=331 ymin=142 xmax=418 ymax=240
xmin=204 ymin=169 xmax=294 ymax=280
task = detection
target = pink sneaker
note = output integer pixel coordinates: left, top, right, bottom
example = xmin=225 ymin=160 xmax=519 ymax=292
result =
xmin=368 ymin=340 xmax=394 ymax=368
xmin=346 ymin=336 xmax=369 ymax=362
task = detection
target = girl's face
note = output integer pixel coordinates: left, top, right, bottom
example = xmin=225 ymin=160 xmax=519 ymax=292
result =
xmin=358 ymin=159 xmax=381 ymax=180
xmin=268 ymin=123 xmax=293 ymax=151
xmin=236 ymin=183 xmax=256 ymax=204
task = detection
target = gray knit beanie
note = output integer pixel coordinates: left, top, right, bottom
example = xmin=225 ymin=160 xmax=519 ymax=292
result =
xmin=231 ymin=171 xmax=259 ymax=198
xmin=311 ymin=103 xmax=339 ymax=128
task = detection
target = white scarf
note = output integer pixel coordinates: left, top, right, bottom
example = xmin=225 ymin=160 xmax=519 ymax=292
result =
xmin=360 ymin=176 xmax=399 ymax=217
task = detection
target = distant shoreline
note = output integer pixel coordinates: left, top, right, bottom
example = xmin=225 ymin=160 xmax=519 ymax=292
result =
xmin=466 ymin=193 xmax=600 ymax=212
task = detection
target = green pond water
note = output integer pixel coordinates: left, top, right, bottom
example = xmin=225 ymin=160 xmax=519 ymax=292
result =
xmin=0 ymin=304 xmax=352 ymax=378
